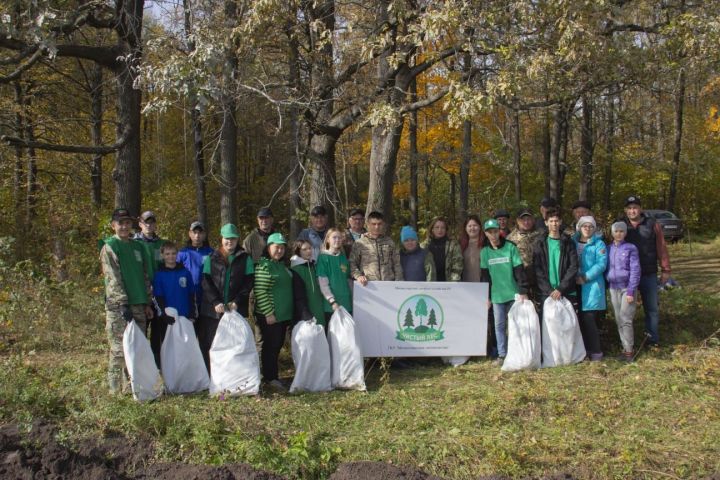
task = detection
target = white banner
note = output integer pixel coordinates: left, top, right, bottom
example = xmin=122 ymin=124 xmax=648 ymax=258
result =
xmin=353 ymin=281 xmax=489 ymax=357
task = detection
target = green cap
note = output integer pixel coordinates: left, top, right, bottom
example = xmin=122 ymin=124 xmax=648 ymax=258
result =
xmin=483 ymin=219 xmax=500 ymax=230
xmin=220 ymin=223 xmax=240 ymax=239
xmin=267 ymin=232 xmax=287 ymax=245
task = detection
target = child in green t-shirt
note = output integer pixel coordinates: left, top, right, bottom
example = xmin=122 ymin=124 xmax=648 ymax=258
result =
xmin=480 ymin=219 xmax=528 ymax=364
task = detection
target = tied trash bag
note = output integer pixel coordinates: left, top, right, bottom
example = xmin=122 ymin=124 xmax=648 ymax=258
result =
xmin=502 ymin=295 xmax=541 ymax=372
xmin=122 ymin=320 xmax=163 ymax=401
xmin=161 ymin=307 xmax=209 ymax=394
xmin=289 ymin=319 xmax=332 ymax=393
xmin=328 ymin=307 xmax=366 ymax=391
xmin=541 ymin=297 xmax=586 ymax=367
xmin=209 ymin=311 xmax=260 ymax=396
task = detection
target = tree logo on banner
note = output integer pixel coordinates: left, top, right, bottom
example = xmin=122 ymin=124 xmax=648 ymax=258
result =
xmin=396 ymin=294 xmax=444 ymax=341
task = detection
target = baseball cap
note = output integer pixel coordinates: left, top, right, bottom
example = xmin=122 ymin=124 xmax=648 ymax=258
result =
xmin=267 ymin=232 xmax=287 ymax=245
xmin=571 ymin=200 xmax=591 ymax=210
xmin=349 ymin=208 xmax=365 ymax=218
xmin=219 ymin=223 xmax=240 ymax=239
xmin=139 ymin=210 xmax=156 ymax=222
xmin=625 ymin=195 xmax=641 ymax=207
xmin=516 ymin=208 xmax=533 ymax=218
xmin=189 ymin=221 xmax=205 ymax=231
xmin=540 ymin=197 xmax=558 ymax=208
xmin=484 ymin=219 xmax=500 ymax=230
xmin=493 ymin=209 xmax=510 ymax=219
xmin=310 ymin=205 xmax=327 ymax=216
xmin=111 ymin=208 xmax=133 ymax=222
xmin=257 ymin=207 xmax=273 ymax=217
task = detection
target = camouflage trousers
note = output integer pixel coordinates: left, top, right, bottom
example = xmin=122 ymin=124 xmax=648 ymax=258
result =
xmin=105 ymin=305 xmax=148 ymax=394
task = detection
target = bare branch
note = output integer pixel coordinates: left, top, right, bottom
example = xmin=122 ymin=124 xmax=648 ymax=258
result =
xmin=2 ymin=124 xmax=131 ymax=154
xmin=400 ymin=87 xmax=449 ymax=113
xmin=0 ymin=48 xmax=44 ymax=83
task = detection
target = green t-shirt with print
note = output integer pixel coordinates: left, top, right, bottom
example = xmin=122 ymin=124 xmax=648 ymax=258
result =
xmin=316 ymin=252 xmax=353 ymax=313
xmin=480 ymin=241 xmax=523 ymax=304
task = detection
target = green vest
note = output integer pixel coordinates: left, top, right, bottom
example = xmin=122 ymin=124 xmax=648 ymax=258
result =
xmin=135 ymin=238 xmax=164 ymax=281
xmin=291 ymin=262 xmax=326 ymax=325
xmin=105 ymin=236 xmax=149 ymax=305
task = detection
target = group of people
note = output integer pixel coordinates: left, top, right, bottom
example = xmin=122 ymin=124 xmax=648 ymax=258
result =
xmin=100 ymin=194 xmax=671 ymax=394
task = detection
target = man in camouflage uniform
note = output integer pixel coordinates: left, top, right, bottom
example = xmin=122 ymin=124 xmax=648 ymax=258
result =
xmin=506 ymin=208 xmax=542 ymax=298
xmin=350 ymin=211 xmax=403 ymax=284
xmin=100 ymin=208 xmax=154 ymax=394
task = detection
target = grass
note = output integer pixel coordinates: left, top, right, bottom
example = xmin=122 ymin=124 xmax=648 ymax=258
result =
xmin=1 ymin=236 xmax=719 ymax=479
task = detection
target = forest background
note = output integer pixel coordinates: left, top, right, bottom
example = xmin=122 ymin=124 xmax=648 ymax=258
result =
xmin=1 ymin=0 xmax=720 ymax=277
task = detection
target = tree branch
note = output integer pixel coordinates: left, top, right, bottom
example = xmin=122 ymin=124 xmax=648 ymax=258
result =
xmin=602 ymin=21 xmax=666 ymax=36
xmin=400 ymin=87 xmax=449 ymax=113
xmin=2 ymin=124 xmax=131 ymax=154
xmin=0 ymin=48 xmax=44 ymax=83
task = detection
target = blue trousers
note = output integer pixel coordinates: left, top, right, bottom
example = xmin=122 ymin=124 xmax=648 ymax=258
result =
xmin=638 ymin=274 xmax=660 ymax=344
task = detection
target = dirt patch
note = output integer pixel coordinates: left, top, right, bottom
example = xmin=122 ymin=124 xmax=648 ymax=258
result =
xmin=0 ymin=421 xmax=284 ymax=480
xmin=0 ymin=422 xmax=620 ymax=479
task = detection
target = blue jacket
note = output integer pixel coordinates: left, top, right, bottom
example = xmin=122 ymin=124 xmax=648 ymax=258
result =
xmin=573 ymin=233 xmax=607 ymax=311
xmin=152 ymin=264 xmax=197 ymax=318
xmin=177 ymin=245 xmax=213 ymax=304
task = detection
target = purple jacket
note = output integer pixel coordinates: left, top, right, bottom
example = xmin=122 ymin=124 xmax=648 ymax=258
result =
xmin=606 ymin=241 xmax=641 ymax=296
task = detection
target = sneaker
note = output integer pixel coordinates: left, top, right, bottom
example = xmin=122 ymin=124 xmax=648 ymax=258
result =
xmin=493 ymin=357 xmax=505 ymax=367
xmin=617 ymin=351 xmax=634 ymax=363
xmin=589 ymin=353 xmax=604 ymax=362
xmin=265 ymin=379 xmax=288 ymax=393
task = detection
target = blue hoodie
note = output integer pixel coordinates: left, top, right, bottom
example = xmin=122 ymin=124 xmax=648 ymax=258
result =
xmin=177 ymin=245 xmax=213 ymax=304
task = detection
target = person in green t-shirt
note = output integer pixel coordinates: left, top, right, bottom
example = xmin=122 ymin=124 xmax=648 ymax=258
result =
xmin=100 ymin=208 xmax=154 ymax=394
xmin=480 ymin=219 xmax=528 ymax=362
xmin=532 ymin=207 xmax=579 ymax=308
xmin=317 ymin=228 xmax=354 ymax=325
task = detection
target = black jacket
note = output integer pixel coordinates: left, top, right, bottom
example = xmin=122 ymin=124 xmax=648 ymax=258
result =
xmin=532 ymin=233 xmax=578 ymax=298
xmin=201 ymin=247 xmax=254 ymax=318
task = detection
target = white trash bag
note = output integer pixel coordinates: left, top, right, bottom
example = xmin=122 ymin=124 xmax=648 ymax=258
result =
xmin=541 ymin=297 xmax=586 ymax=368
xmin=209 ymin=311 xmax=261 ymax=396
xmin=123 ymin=320 xmax=163 ymax=401
xmin=502 ymin=295 xmax=541 ymax=372
xmin=289 ymin=319 xmax=332 ymax=393
xmin=161 ymin=307 xmax=209 ymax=394
xmin=441 ymin=356 xmax=470 ymax=367
xmin=328 ymin=307 xmax=366 ymax=391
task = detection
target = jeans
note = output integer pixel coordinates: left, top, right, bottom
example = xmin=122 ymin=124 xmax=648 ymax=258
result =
xmin=493 ymin=300 xmax=514 ymax=358
xmin=638 ymin=274 xmax=660 ymax=344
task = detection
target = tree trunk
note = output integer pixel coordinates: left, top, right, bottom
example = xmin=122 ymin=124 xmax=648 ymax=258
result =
xmin=579 ymin=95 xmax=594 ymax=204
xmin=557 ymin=103 xmax=571 ymax=206
xmin=408 ymin=79 xmax=419 ymax=230
xmin=24 ymin=108 xmax=37 ymax=228
xmin=183 ymin=0 xmax=208 ymax=226
xmin=90 ymin=64 xmax=103 ymax=209
xmin=510 ymin=107 xmax=521 ymax=201
xmin=667 ymin=68 xmax=685 ymax=212
xmin=450 ymin=172 xmax=457 ymax=222
xmin=548 ymin=106 xmax=563 ymax=200
xmin=13 ymin=81 xmax=25 ymax=259
xmin=603 ymin=86 xmax=616 ymax=214
xmin=218 ymin=0 xmax=239 ymax=225
xmin=542 ymin=108 xmax=551 ymax=197
xmin=111 ymin=0 xmax=144 ymax=215
xmin=459 ymin=118 xmax=471 ymax=224
xmin=308 ymin=134 xmax=339 ymax=226
xmin=113 ymin=64 xmax=142 ymax=215
xmin=287 ymin=28 xmax=303 ymax=239
xmin=367 ymin=122 xmax=404 ymax=223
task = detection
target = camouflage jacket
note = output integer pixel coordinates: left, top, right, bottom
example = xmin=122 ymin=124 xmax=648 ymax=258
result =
xmin=349 ymin=234 xmax=404 ymax=281
xmin=506 ymin=229 xmax=542 ymax=267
